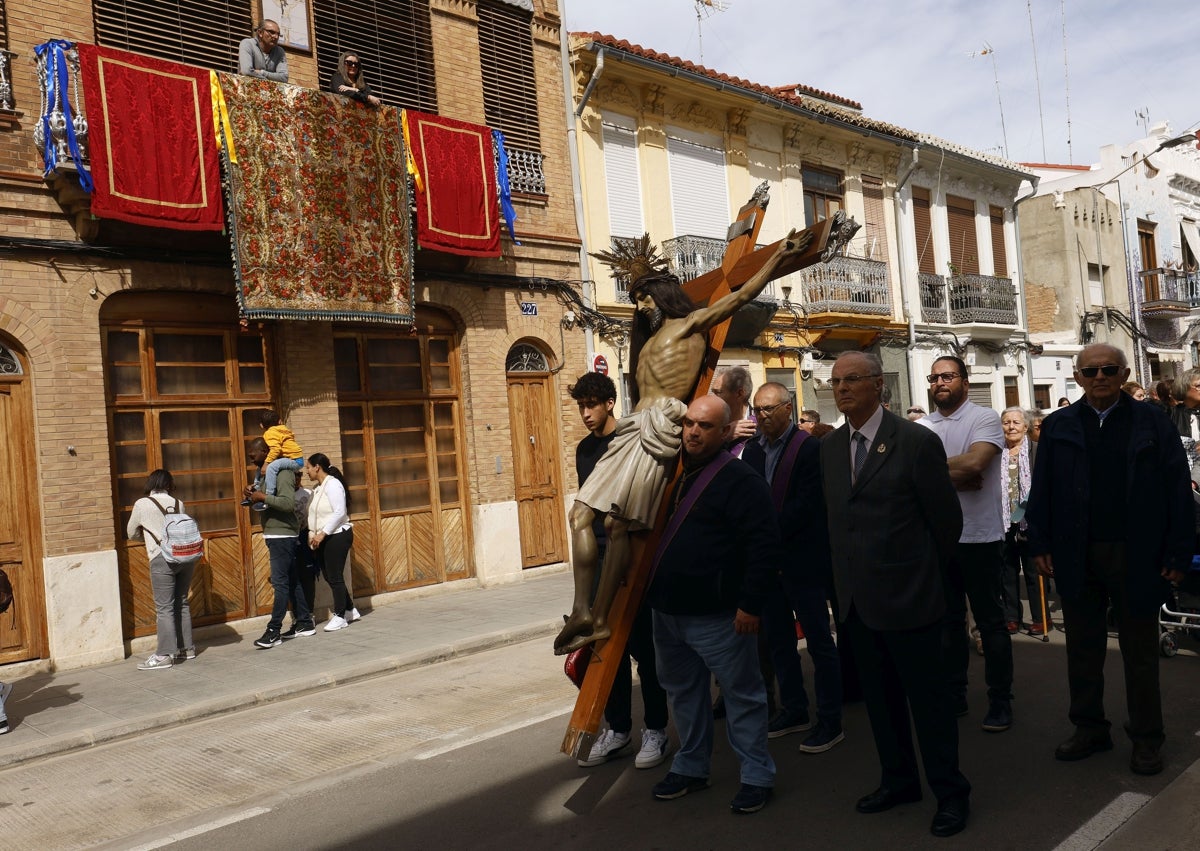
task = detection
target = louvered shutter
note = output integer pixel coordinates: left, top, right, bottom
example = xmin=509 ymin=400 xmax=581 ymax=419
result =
xmin=93 ymin=0 xmax=252 ymax=72
xmin=946 ymin=194 xmax=980 ymax=275
xmin=912 ymin=186 xmax=935 ymax=275
xmin=968 ymin=383 xmax=994 ymax=409
xmin=476 ymin=1 xmax=540 ymax=152
xmin=602 ymin=121 xmax=643 ymax=239
xmin=862 ymin=175 xmax=889 ymax=264
xmin=313 ymin=0 xmax=437 ymax=113
xmin=666 ymin=131 xmax=730 ymax=239
xmin=989 ymin=205 xmax=1008 ymax=277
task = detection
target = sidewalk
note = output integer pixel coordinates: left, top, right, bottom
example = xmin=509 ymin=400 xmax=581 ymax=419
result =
xmin=0 ymin=569 xmax=572 ymax=769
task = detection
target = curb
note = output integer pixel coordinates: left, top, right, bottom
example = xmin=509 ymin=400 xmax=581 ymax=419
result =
xmin=0 ymin=619 xmax=561 ymax=770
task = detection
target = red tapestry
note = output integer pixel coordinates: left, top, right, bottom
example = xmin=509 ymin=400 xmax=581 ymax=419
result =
xmin=405 ymin=110 xmax=501 ymax=257
xmin=217 ymin=73 xmax=414 ymax=324
xmin=77 ymin=44 xmax=223 ymax=231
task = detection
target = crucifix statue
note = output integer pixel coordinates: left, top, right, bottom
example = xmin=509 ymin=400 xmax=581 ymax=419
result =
xmin=557 ymin=182 xmax=859 ymax=758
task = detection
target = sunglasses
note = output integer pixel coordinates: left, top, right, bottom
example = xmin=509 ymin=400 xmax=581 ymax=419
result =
xmin=345 ymin=60 xmax=359 ymax=67
xmin=1078 ymin=364 xmax=1121 ymax=378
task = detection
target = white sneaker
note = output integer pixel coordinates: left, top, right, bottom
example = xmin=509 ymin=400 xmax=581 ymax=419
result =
xmin=577 ymin=728 xmax=631 ymax=767
xmin=0 ymin=681 xmax=12 ymax=715
xmin=347 ymin=608 xmax=362 ymax=623
xmin=324 ymin=615 xmax=350 ymax=632
xmin=635 ymin=728 xmax=671 ymax=769
xmin=137 ymin=654 xmax=174 ymax=670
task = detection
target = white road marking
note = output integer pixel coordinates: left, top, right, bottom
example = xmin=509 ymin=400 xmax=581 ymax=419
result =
xmin=1052 ymin=792 xmax=1151 ymax=851
xmin=415 ymin=703 xmax=573 ymax=760
xmin=125 ymin=807 xmax=272 ymax=850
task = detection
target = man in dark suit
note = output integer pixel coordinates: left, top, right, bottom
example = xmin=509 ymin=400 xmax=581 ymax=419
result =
xmin=1026 ymin=343 xmax=1192 ymax=776
xmin=820 ymin=351 xmax=971 ymax=838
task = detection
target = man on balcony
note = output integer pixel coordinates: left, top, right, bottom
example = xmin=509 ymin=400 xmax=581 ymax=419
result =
xmin=238 ymin=20 xmax=289 ymax=84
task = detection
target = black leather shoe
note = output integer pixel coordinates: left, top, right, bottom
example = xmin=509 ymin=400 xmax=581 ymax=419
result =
xmin=930 ymin=797 xmax=969 ymax=837
xmin=855 ymin=786 xmax=922 ymax=814
xmin=1054 ymin=729 xmax=1114 ymax=761
xmin=1130 ymin=741 xmax=1163 ymax=776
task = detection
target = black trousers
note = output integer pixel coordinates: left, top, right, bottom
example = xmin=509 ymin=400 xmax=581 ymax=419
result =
xmin=605 ymin=603 xmax=669 ymax=734
xmin=316 ymin=528 xmax=355 ymax=617
xmin=845 ymin=607 xmax=971 ymax=804
xmin=1061 ymin=542 xmax=1163 ymax=746
xmin=1001 ymin=525 xmax=1054 ymax=626
xmin=942 ymin=540 xmax=1014 ymax=703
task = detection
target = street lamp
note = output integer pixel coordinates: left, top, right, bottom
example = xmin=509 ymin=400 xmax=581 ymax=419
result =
xmin=1095 ymin=132 xmax=1197 ymax=189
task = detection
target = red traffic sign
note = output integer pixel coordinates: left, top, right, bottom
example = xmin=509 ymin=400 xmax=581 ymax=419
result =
xmin=593 ymin=355 xmax=609 ymax=375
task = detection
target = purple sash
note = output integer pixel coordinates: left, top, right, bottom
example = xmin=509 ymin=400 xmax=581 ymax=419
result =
xmin=651 ymin=452 xmax=735 ymax=575
xmin=770 ymin=428 xmax=809 ymax=512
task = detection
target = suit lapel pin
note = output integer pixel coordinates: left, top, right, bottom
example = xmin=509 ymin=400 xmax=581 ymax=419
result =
xmin=876 ymin=442 xmax=886 ymax=453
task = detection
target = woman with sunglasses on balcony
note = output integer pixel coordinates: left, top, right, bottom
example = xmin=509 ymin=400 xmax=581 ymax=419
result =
xmin=329 ymin=52 xmax=382 ymax=108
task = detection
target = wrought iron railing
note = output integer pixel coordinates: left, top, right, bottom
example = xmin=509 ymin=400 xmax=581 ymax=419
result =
xmin=1175 ymin=271 xmax=1200 ymax=308
xmin=34 ymin=42 xmax=89 ymax=173
xmin=505 ymin=144 xmax=545 ymax=195
xmin=920 ymin=272 xmax=1018 ymax=325
xmin=663 ymin=234 xmax=727 ymax=283
xmin=0 ymin=50 xmax=15 ymax=111
xmin=607 ymin=235 xmax=638 ymax=302
xmin=1143 ymin=269 xmax=1194 ymax=307
xmin=792 ymin=256 xmax=891 ymax=315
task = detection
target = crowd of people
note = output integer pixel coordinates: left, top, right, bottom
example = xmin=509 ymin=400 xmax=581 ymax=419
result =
xmin=566 ymin=341 xmax=1195 ymax=837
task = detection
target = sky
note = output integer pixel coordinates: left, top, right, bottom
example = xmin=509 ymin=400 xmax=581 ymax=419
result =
xmin=562 ymin=0 xmax=1200 ymax=167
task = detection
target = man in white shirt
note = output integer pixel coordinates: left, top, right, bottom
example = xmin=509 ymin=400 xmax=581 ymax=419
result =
xmin=919 ymin=356 xmax=1014 ymax=733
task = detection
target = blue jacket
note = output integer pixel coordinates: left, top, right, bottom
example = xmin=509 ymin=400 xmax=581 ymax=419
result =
xmin=1025 ymin=396 xmax=1192 ymax=616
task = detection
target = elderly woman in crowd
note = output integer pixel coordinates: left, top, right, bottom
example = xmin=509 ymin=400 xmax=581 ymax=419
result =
xmin=328 ymin=52 xmax=382 ymax=107
xmin=999 ymin=407 xmax=1053 ymax=635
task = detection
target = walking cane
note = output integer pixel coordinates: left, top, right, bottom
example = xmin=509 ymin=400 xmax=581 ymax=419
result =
xmin=1037 ymin=575 xmax=1051 ymax=643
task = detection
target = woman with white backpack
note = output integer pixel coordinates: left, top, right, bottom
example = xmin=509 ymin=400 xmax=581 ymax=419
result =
xmin=127 ymin=469 xmax=203 ymax=670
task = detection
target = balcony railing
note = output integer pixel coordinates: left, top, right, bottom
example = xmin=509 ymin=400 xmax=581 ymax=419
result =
xmin=1177 ymin=270 xmax=1200 ymax=308
xmin=0 ymin=50 xmax=16 ymax=111
xmin=1139 ymin=268 xmax=1191 ymax=316
xmin=920 ymin=272 xmax=1018 ymax=325
xmin=792 ymin=256 xmax=891 ymax=315
xmin=505 ymin=145 xmax=545 ymax=195
xmin=662 ymin=234 xmax=726 ymax=283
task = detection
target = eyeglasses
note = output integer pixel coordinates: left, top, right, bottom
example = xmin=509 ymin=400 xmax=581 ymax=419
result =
xmin=828 ymin=373 xmax=880 ymax=388
xmin=750 ymin=402 xmax=789 ymax=416
xmin=1078 ymin=364 xmax=1121 ymax=378
xmin=345 ymin=60 xmax=359 ymax=67
xmin=927 ymin=372 xmax=961 ymax=384
xmin=798 ymin=417 xmax=816 ymax=424
xmin=261 ymin=28 xmax=280 ymax=36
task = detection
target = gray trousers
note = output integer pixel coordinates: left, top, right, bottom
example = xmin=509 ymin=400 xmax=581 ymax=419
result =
xmin=150 ymin=554 xmax=196 ymax=657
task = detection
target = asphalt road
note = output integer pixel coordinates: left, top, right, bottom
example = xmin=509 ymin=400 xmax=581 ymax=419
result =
xmin=8 ymin=630 xmax=1199 ymax=851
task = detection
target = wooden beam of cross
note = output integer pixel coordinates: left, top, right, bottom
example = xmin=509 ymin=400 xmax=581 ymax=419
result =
xmin=560 ymin=192 xmax=844 ymax=761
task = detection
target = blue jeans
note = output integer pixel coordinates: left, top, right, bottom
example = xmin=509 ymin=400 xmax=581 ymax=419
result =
xmin=149 ymin=554 xmax=196 ymax=657
xmin=263 ymin=457 xmax=303 ymax=496
xmin=266 ymin=536 xmax=309 ymax=632
xmin=763 ymin=579 xmax=843 ymax=726
xmin=653 ymin=610 xmax=775 ymax=787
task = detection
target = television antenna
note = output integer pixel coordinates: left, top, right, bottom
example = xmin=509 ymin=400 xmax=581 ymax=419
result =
xmin=972 ymin=43 xmax=1009 ymax=160
xmin=695 ymin=0 xmax=729 ymax=65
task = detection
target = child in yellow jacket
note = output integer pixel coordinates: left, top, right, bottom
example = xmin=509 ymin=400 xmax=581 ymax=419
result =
xmin=243 ymin=410 xmax=304 ymax=511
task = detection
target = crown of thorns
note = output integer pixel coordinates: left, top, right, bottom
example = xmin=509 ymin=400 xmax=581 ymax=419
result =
xmin=590 ymin=234 xmax=669 ymax=286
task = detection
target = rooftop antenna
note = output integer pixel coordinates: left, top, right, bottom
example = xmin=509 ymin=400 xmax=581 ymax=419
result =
xmin=694 ymin=0 xmax=728 ymax=65
xmin=1135 ymin=107 xmax=1150 ymax=136
xmin=1061 ymin=0 xmax=1073 ymax=163
xmin=973 ymin=43 xmax=1009 ymax=160
xmin=1026 ymin=0 xmax=1048 ymax=162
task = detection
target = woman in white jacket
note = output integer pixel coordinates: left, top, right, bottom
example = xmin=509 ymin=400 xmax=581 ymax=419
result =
xmin=126 ymin=469 xmax=198 ymax=669
xmin=305 ymin=453 xmax=359 ymax=631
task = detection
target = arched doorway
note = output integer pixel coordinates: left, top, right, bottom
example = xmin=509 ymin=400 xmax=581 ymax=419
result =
xmin=505 ymin=342 xmax=567 ymax=568
xmin=0 ymin=339 xmax=47 ymax=662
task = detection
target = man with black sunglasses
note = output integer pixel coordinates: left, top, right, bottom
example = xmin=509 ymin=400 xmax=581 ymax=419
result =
xmin=1026 ymin=343 xmax=1192 ymax=776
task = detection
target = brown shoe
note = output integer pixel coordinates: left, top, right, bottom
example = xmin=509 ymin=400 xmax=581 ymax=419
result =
xmin=1006 ymin=622 xmax=1019 ymax=634
xmin=1028 ymin=622 xmax=1046 ymax=636
xmin=1055 ymin=729 xmax=1114 ymax=761
xmin=1130 ymin=742 xmax=1163 ymax=776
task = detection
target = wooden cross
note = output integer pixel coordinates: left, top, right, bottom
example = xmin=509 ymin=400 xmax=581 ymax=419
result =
xmin=561 ymin=190 xmax=843 ymax=760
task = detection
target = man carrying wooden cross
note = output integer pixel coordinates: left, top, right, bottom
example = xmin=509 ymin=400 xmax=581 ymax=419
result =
xmin=553 ymin=228 xmax=813 ymax=657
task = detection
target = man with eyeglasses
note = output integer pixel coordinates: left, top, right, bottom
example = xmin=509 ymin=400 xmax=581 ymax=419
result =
xmin=711 ymin=366 xmax=755 ymax=456
xmin=238 ymin=20 xmax=289 ymax=83
xmin=798 ymin=409 xmax=821 ymax=434
xmin=743 ymin=382 xmax=844 ymax=755
xmin=821 ymin=351 xmax=970 ymax=838
xmin=918 ymin=356 xmax=1013 ymax=735
xmin=1026 ymin=343 xmax=1192 ymax=776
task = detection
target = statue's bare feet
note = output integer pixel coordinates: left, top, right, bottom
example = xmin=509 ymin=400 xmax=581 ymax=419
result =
xmin=556 ymin=622 xmax=611 ymax=656
xmin=554 ymin=609 xmax=594 ymax=654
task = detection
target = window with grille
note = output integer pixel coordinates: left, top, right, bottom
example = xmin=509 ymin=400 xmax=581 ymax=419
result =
xmin=93 ymin=0 xmax=252 ymax=72
xmin=314 ymin=0 xmax=437 ymax=113
xmin=946 ymin=194 xmax=979 ymax=276
xmin=912 ymin=186 xmax=936 ymax=275
xmin=477 ymin=1 xmax=540 ymax=153
xmin=802 ymin=166 xmax=843 ymax=228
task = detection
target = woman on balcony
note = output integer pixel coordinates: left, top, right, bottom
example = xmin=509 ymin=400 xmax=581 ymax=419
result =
xmin=328 ymin=52 xmax=382 ymax=108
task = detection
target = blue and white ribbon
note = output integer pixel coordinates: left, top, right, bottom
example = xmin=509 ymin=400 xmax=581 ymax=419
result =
xmin=492 ymin=129 xmax=519 ymax=245
xmin=34 ymin=40 xmax=92 ymax=192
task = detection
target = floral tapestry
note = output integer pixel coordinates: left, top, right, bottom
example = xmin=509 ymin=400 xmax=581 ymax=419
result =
xmin=217 ymin=73 xmax=414 ymax=324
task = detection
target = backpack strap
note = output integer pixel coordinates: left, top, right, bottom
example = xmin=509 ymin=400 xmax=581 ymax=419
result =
xmin=152 ymin=497 xmax=181 ymax=516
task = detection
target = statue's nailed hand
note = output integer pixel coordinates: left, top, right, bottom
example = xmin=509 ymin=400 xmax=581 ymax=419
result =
xmin=782 ymin=228 xmax=815 ymax=256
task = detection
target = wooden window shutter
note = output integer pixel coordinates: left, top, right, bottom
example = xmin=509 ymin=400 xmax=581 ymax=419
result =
xmin=477 ymin=1 xmax=541 ymax=152
xmin=946 ymin=194 xmax=980 ymax=275
xmin=0 ymin=0 xmax=7 ymax=49
xmin=93 ymin=0 xmax=252 ymax=72
xmin=862 ymin=175 xmax=889 ymax=265
xmin=989 ymin=205 xmax=1008 ymax=277
xmin=602 ymin=123 xmax=643 ymax=238
xmin=313 ymin=0 xmax=438 ymax=113
xmin=912 ymin=186 xmax=935 ymax=275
